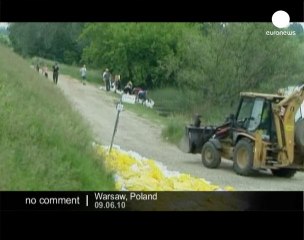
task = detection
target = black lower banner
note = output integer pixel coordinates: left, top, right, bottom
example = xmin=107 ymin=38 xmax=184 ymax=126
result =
xmin=0 ymin=191 xmax=303 ymax=211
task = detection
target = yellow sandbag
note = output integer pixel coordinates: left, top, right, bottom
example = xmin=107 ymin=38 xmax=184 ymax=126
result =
xmin=96 ymin=145 xmax=235 ymax=191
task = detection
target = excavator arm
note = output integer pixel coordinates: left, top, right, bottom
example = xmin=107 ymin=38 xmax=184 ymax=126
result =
xmin=273 ymin=85 xmax=304 ymax=165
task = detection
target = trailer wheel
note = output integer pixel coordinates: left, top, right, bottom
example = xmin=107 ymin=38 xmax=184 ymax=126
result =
xmin=202 ymin=141 xmax=221 ymax=168
xmin=233 ymin=139 xmax=255 ymax=176
xmin=271 ymin=168 xmax=297 ymax=178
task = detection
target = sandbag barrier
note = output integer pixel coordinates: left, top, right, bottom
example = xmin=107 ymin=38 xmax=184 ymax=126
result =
xmin=93 ymin=143 xmax=234 ymax=191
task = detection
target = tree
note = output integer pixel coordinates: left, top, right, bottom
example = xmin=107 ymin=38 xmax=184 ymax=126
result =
xmin=171 ymin=23 xmax=302 ymax=105
xmin=289 ymin=23 xmax=303 ymax=35
xmin=80 ymin=23 xmax=183 ymax=88
xmin=8 ymin=23 xmax=84 ymax=63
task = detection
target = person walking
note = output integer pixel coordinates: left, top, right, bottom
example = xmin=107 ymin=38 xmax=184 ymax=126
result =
xmin=52 ymin=62 xmax=59 ymax=85
xmin=103 ymin=68 xmax=111 ymax=91
xmin=114 ymin=75 xmax=121 ymax=91
xmin=80 ymin=64 xmax=87 ymax=85
xmin=36 ymin=63 xmax=40 ymax=72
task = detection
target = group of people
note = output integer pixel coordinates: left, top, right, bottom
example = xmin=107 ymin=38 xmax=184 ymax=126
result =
xmin=102 ymin=68 xmax=121 ymax=92
xmin=132 ymin=87 xmax=148 ymax=102
xmin=100 ymin=68 xmax=148 ymax=103
xmin=78 ymin=66 xmax=120 ymax=91
xmin=36 ymin=62 xmax=147 ymax=103
xmin=35 ymin=62 xmax=59 ymax=84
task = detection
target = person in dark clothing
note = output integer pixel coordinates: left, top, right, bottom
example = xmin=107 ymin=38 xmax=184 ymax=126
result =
xmin=52 ymin=62 xmax=59 ymax=84
xmin=132 ymin=87 xmax=142 ymax=96
xmin=103 ymin=68 xmax=111 ymax=91
xmin=138 ymin=89 xmax=147 ymax=102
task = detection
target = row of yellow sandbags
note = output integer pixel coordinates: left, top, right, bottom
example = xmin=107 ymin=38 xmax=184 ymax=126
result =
xmin=95 ymin=144 xmax=234 ymax=191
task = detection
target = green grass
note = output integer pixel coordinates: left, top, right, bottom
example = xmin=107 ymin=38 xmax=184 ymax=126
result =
xmin=145 ymin=88 xmax=233 ymax=144
xmin=124 ymin=102 xmax=166 ymax=126
xmin=115 ymin=87 xmax=233 ymax=145
xmin=124 ymin=101 xmax=189 ymax=144
xmin=149 ymin=88 xmax=233 ymax=125
xmin=0 ymin=45 xmax=115 ymax=190
xmin=161 ymin=115 xmax=187 ymax=144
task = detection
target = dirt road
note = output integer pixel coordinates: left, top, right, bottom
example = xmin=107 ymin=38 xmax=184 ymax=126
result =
xmin=54 ymin=74 xmax=304 ymax=190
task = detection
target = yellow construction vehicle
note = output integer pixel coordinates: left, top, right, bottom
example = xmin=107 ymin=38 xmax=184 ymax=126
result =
xmin=185 ymin=84 xmax=304 ymax=177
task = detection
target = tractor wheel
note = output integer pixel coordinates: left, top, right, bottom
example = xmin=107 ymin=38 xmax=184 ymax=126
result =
xmin=233 ymin=139 xmax=255 ymax=176
xmin=271 ymin=168 xmax=297 ymax=178
xmin=202 ymin=141 xmax=221 ymax=168
xmin=295 ymin=118 xmax=304 ymax=154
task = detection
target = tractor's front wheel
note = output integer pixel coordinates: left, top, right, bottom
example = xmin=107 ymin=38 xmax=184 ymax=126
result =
xmin=202 ymin=141 xmax=221 ymax=168
xmin=233 ymin=139 xmax=255 ymax=176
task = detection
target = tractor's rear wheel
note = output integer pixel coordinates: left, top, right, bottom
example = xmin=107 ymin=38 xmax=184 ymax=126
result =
xmin=271 ymin=168 xmax=297 ymax=178
xmin=201 ymin=141 xmax=221 ymax=168
xmin=233 ymin=139 xmax=255 ymax=176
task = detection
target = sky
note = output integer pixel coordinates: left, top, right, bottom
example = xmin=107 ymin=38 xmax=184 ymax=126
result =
xmin=0 ymin=22 xmax=9 ymax=28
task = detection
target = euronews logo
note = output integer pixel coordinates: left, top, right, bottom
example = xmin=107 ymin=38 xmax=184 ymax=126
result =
xmin=265 ymin=30 xmax=296 ymax=36
xmin=266 ymin=10 xmax=296 ymax=36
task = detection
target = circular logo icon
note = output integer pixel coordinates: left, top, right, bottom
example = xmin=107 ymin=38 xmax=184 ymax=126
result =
xmin=272 ymin=10 xmax=290 ymax=28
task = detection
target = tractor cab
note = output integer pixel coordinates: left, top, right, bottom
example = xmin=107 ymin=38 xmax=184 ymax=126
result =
xmin=234 ymin=93 xmax=284 ymax=142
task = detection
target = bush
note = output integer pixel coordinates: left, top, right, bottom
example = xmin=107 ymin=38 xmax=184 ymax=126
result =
xmin=161 ymin=116 xmax=186 ymax=144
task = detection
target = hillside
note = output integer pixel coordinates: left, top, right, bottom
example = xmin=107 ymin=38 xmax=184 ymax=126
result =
xmin=0 ymin=45 xmax=114 ymax=190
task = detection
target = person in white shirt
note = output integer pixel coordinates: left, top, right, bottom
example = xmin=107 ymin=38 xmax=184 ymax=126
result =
xmin=80 ymin=64 xmax=87 ymax=85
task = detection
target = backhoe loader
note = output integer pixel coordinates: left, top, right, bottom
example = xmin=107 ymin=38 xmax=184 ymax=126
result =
xmin=185 ymin=84 xmax=304 ymax=177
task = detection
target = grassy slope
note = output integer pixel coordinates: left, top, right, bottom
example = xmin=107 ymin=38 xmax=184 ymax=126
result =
xmin=0 ymin=45 xmax=114 ymax=190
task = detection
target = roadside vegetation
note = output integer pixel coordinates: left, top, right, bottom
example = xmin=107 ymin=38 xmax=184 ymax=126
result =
xmin=8 ymin=22 xmax=304 ymax=144
xmin=0 ymin=26 xmax=11 ymax=47
xmin=0 ymin=45 xmax=114 ymax=190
